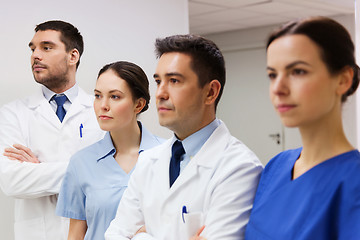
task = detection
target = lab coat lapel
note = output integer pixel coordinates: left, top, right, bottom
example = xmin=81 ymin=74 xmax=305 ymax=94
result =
xmin=167 ymin=122 xmax=230 ymax=194
xmin=27 ymin=90 xmax=61 ymax=129
xmin=61 ymin=88 xmax=92 ymax=124
xmin=150 ymin=140 xmax=173 ymax=195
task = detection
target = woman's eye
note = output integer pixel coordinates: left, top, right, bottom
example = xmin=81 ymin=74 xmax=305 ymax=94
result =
xmin=111 ymin=95 xmax=120 ymax=99
xmin=292 ymin=68 xmax=307 ymax=76
xmin=268 ymin=72 xmax=277 ymax=80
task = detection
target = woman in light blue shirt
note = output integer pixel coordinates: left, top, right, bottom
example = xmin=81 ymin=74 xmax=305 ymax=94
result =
xmin=56 ymin=61 xmax=164 ymax=240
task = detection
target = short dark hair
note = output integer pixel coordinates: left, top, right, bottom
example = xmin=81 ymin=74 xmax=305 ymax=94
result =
xmin=155 ymin=34 xmax=225 ymax=109
xmin=267 ymin=16 xmax=359 ymax=102
xmin=98 ymin=61 xmax=150 ymax=114
xmin=35 ymin=20 xmax=84 ymax=69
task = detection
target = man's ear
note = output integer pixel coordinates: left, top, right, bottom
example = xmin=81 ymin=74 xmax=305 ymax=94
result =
xmin=204 ymin=79 xmax=221 ymax=105
xmin=69 ymin=49 xmax=80 ymax=67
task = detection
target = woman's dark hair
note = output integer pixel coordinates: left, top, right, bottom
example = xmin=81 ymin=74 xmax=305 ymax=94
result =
xmin=98 ymin=61 xmax=150 ymax=113
xmin=267 ymin=16 xmax=359 ymax=102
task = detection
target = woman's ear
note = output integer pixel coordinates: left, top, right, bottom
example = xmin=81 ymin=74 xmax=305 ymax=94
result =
xmin=134 ymin=98 xmax=146 ymax=114
xmin=69 ymin=49 xmax=80 ymax=67
xmin=204 ymin=79 xmax=221 ymax=105
xmin=336 ymin=66 xmax=353 ymax=96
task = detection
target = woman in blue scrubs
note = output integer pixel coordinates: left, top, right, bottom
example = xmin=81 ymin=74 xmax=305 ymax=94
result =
xmin=56 ymin=61 xmax=164 ymax=240
xmin=245 ymin=17 xmax=360 ymax=239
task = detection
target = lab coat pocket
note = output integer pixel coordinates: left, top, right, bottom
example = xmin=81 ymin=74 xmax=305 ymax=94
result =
xmin=14 ymin=217 xmax=46 ymax=240
xmin=183 ymin=211 xmax=204 ymax=238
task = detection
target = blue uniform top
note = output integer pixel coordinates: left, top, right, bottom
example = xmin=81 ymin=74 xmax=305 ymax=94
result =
xmin=245 ymin=148 xmax=360 ymax=240
xmin=56 ymin=122 xmax=164 ymax=240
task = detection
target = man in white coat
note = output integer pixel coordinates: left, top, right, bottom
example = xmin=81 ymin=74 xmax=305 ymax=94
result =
xmin=0 ymin=20 xmax=104 ymax=240
xmin=105 ymin=35 xmax=263 ymax=240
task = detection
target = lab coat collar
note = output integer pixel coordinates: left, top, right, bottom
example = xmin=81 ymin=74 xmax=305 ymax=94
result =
xmin=24 ymin=87 xmax=93 ymax=128
xmin=27 ymin=86 xmax=93 ymax=109
xmin=190 ymin=120 xmax=230 ymax=168
xmin=147 ymin=120 xmax=231 ymax=192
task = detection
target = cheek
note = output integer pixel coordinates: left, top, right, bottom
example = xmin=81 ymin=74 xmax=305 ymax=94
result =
xmin=112 ymin=102 xmax=135 ymax=117
xmin=268 ymin=85 xmax=278 ymax=107
xmin=93 ymin=101 xmax=100 ymax=114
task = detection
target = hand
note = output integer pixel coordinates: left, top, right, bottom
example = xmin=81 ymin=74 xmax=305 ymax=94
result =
xmin=190 ymin=225 xmax=206 ymax=240
xmin=135 ymin=225 xmax=146 ymax=235
xmin=3 ymin=144 xmax=40 ymax=163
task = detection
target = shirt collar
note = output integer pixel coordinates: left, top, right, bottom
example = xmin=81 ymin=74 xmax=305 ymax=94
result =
xmin=172 ymin=119 xmax=220 ymax=158
xmin=42 ymin=84 xmax=79 ymax=104
xmin=97 ymin=121 xmax=162 ymax=162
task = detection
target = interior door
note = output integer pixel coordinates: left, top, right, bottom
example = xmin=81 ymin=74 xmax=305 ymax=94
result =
xmin=218 ymin=47 xmax=288 ymax=165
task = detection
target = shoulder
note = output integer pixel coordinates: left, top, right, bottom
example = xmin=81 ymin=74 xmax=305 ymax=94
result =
xmin=139 ymin=123 xmax=166 ymax=150
xmin=215 ymin=122 xmax=262 ymax=168
xmin=337 ymin=150 xmax=360 ymax=183
xmin=0 ymin=93 xmax=36 ymax=110
xmin=76 ymin=87 xmax=95 ymax=107
xmin=138 ymin=139 xmax=171 ymax=163
xmin=0 ymin=94 xmax=39 ymax=120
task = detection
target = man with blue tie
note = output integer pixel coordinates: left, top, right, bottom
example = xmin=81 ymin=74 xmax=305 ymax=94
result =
xmin=105 ymin=34 xmax=263 ymax=240
xmin=0 ymin=20 xmax=104 ymax=240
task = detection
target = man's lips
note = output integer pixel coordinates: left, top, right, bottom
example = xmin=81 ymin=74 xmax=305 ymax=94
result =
xmin=157 ymin=106 xmax=173 ymax=112
xmin=32 ymin=64 xmax=46 ymax=71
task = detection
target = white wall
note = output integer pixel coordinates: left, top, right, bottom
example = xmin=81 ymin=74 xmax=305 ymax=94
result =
xmin=0 ymin=0 xmax=188 ymax=238
xmin=205 ymin=14 xmax=357 ymax=158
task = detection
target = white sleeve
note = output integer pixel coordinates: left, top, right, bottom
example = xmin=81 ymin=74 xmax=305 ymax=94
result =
xmin=204 ymin=150 xmax=263 ymax=240
xmin=0 ymin=103 xmax=68 ymax=198
xmin=105 ymin=154 xmax=158 ymax=240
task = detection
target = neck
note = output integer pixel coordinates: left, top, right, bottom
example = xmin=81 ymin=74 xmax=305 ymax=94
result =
xmin=110 ymin=120 xmax=141 ymax=154
xmin=175 ymin=116 xmax=215 ymax=140
xmin=50 ymin=70 xmax=76 ymax=93
xmin=174 ymin=106 xmax=216 ymax=140
xmin=298 ymin=109 xmax=353 ymax=165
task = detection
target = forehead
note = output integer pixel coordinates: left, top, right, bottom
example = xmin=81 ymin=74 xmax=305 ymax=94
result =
xmin=96 ymin=70 xmax=131 ymax=91
xmin=29 ymin=30 xmax=64 ymax=46
xmin=156 ymin=52 xmax=195 ymax=75
xmin=267 ymin=34 xmax=323 ymax=65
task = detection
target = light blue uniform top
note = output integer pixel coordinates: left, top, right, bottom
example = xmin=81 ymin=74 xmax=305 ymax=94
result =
xmin=56 ymin=122 xmax=164 ymax=240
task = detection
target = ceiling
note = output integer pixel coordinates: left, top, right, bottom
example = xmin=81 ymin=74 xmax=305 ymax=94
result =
xmin=189 ymin=0 xmax=355 ymax=35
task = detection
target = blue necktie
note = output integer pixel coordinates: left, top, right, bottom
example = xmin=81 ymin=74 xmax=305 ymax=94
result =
xmin=169 ymin=140 xmax=185 ymax=187
xmin=53 ymin=94 xmax=67 ymax=122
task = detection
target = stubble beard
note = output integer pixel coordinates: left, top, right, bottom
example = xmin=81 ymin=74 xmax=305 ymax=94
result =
xmin=33 ymin=67 xmax=70 ymax=91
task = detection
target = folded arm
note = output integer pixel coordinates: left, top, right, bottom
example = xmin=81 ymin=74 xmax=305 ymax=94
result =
xmin=0 ymin=104 xmax=68 ymax=198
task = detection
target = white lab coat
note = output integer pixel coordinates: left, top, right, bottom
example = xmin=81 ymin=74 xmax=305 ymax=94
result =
xmin=0 ymin=87 xmax=105 ymax=240
xmin=105 ymin=121 xmax=263 ymax=240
